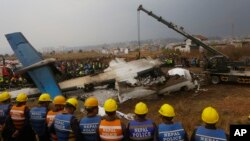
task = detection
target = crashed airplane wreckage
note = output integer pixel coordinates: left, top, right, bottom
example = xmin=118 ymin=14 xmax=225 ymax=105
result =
xmin=3 ymin=32 xmax=196 ymax=103
xmin=58 ymin=57 xmax=196 ymax=103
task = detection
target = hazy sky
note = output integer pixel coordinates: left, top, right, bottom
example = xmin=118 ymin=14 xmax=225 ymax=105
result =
xmin=1 ymin=0 xmax=250 ymax=54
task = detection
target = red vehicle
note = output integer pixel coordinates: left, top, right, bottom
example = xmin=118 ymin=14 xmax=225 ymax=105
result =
xmin=0 ymin=66 xmax=13 ymax=89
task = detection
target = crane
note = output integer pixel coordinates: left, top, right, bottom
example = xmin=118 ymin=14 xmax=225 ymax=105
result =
xmin=137 ymin=5 xmax=250 ymax=84
xmin=137 ymin=5 xmax=228 ymax=59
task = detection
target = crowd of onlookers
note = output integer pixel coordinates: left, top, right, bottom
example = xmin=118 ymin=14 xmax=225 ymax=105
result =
xmin=0 ymin=58 xmax=110 ymax=90
xmin=54 ymin=59 xmax=109 ymax=80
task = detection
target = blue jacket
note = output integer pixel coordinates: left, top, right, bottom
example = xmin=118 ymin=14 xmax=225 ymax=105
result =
xmin=79 ymin=116 xmax=101 ymax=141
xmin=0 ymin=103 xmax=11 ymax=124
xmin=30 ymin=107 xmax=47 ymax=136
xmin=128 ymin=119 xmax=155 ymax=140
xmin=54 ymin=113 xmax=75 ymax=141
xmin=158 ymin=122 xmax=186 ymax=141
xmin=194 ymin=126 xmax=227 ymax=141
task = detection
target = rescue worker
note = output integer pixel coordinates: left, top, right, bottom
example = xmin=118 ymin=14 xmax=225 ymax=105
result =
xmin=156 ymin=104 xmax=188 ymax=141
xmin=46 ymin=95 xmax=66 ymax=141
xmin=191 ymin=106 xmax=228 ymax=141
xmin=97 ymin=98 xmax=126 ymax=141
xmin=0 ymin=92 xmax=12 ymax=140
xmin=98 ymin=62 xmax=102 ymax=70
xmin=47 ymin=95 xmax=66 ymax=126
xmin=30 ymin=93 xmax=52 ymax=141
xmin=79 ymin=97 xmax=101 ymax=141
xmin=0 ymin=76 xmax=3 ymax=85
xmin=9 ymin=93 xmax=36 ymax=141
xmin=127 ymin=102 xmax=156 ymax=141
xmin=50 ymin=97 xmax=82 ymax=141
xmin=92 ymin=62 xmax=96 ymax=73
xmin=79 ymin=70 xmax=84 ymax=77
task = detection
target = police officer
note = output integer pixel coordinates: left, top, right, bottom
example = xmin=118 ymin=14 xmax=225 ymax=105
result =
xmin=191 ymin=106 xmax=227 ymax=141
xmin=50 ymin=98 xmax=82 ymax=141
xmin=0 ymin=92 xmax=12 ymax=140
xmin=30 ymin=93 xmax=52 ymax=141
xmin=127 ymin=102 xmax=156 ymax=141
xmin=46 ymin=95 xmax=66 ymax=141
xmin=97 ymin=98 xmax=126 ymax=141
xmin=156 ymin=104 xmax=188 ymax=141
xmin=79 ymin=97 xmax=101 ymax=140
xmin=9 ymin=93 xmax=36 ymax=141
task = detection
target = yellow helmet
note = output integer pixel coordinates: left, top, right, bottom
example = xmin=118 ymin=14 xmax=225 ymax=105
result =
xmin=66 ymin=98 xmax=78 ymax=109
xmin=16 ymin=93 xmax=28 ymax=102
xmin=84 ymin=97 xmax=99 ymax=108
xmin=53 ymin=95 xmax=66 ymax=105
xmin=104 ymin=98 xmax=117 ymax=112
xmin=38 ymin=93 xmax=52 ymax=102
xmin=0 ymin=91 xmax=11 ymax=102
xmin=158 ymin=104 xmax=175 ymax=117
xmin=201 ymin=106 xmax=219 ymax=124
xmin=134 ymin=102 xmax=148 ymax=115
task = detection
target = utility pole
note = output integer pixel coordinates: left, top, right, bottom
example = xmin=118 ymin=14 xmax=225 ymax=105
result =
xmin=137 ymin=8 xmax=141 ymax=59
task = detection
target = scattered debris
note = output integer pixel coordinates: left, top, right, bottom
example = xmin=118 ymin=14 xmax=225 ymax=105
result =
xmin=2 ymin=33 xmax=199 ymax=104
xmin=80 ymin=106 xmax=134 ymax=121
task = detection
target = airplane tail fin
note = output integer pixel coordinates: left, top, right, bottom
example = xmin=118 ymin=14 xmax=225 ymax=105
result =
xmin=5 ymin=32 xmax=62 ymax=98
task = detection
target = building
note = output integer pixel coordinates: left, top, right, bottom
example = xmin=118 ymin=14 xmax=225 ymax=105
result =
xmin=101 ymin=48 xmax=109 ymax=54
xmin=169 ymin=35 xmax=208 ymax=53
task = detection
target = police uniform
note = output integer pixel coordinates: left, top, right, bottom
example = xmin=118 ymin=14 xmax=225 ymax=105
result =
xmin=98 ymin=118 xmax=126 ymax=141
xmin=0 ymin=103 xmax=11 ymax=125
xmin=79 ymin=115 xmax=101 ymax=141
xmin=0 ymin=103 xmax=12 ymax=140
xmin=9 ymin=104 xmax=36 ymax=141
xmin=50 ymin=113 xmax=82 ymax=141
xmin=191 ymin=126 xmax=227 ymax=141
xmin=47 ymin=110 xmax=61 ymax=128
xmin=46 ymin=110 xmax=62 ymax=141
xmin=128 ymin=119 xmax=155 ymax=141
xmin=157 ymin=122 xmax=187 ymax=141
xmin=30 ymin=106 xmax=50 ymax=141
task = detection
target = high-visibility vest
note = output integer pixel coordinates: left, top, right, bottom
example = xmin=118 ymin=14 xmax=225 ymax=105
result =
xmin=54 ymin=114 xmax=75 ymax=141
xmin=0 ymin=104 xmax=11 ymax=124
xmin=47 ymin=110 xmax=61 ymax=141
xmin=10 ymin=105 xmax=26 ymax=130
xmin=79 ymin=116 xmax=101 ymax=141
xmin=30 ymin=107 xmax=47 ymax=136
xmin=99 ymin=119 xmax=123 ymax=141
xmin=0 ymin=77 xmax=4 ymax=82
xmin=79 ymin=71 xmax=84 ymax=76
xmin=158 ymin=122 xmax=185 ymax=141
xmin=129 ymin=119 xmax=155 ymax=140
xmin=46 ymin=110 xmax=61 ymax=127
xmin=195 ymin=126 xmax=227 ymax=141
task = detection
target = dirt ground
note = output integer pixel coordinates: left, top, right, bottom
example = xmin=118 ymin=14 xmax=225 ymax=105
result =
xmin=117 ymin=67 xmax=250 ymax=137
xmin=26 ymin=66 xmax=250 ymax=138
xmin=65 ymin=67 xmax=250 ymax=138
xmin=118 ymin=83 xmax=250 ymax=135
